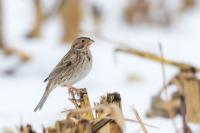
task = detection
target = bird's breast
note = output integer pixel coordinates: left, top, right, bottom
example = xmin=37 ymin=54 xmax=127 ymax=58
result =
xmin=60 ymin=52 xmax=92 ymax=86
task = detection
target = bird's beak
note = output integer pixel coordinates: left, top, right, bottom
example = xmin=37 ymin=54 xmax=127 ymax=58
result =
xmin=89 ymin=39 xmax=95 ymax=45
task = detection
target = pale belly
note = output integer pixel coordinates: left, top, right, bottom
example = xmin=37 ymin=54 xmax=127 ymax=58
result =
xmin=60 ymin=59 xmax=92 ymax=86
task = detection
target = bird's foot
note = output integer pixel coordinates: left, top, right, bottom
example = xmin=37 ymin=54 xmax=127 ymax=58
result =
xmin=68 ymin=87 xmax=81 ymax=96
xmin=68 ymin=87 xmax=82 ymax=108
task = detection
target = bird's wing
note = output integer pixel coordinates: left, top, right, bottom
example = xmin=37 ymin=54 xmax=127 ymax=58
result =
xmin=44 ymin=50 xmax=77 ymax=82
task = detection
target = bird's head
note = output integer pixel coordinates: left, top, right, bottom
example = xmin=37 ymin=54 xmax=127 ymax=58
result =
xmin=72 ymin=37 xmax=94 ymax=51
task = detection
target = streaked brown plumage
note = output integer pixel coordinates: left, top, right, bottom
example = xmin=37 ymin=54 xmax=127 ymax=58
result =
xmin=34 ymin=37 xmax=94 ymax=112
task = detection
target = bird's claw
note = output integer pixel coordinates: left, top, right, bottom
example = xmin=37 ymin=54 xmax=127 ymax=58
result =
xmin=68 ymin=87 xmax=81 ymax=96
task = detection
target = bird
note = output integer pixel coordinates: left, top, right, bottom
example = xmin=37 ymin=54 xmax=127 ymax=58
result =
xmin=34 ymin=37 xmax=94 ymax=112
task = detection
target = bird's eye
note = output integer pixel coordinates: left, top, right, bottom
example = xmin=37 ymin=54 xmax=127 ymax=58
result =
xmin=81 ymin=40 xmax=85 ymax=43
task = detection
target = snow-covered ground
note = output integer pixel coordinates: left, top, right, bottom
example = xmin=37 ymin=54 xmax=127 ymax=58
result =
xmin=0 ymin=0 xmax=200 ymax=132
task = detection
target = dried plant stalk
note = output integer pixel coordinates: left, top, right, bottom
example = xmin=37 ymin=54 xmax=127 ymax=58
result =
xmin=159 ymin=44 xmax=179 ymax=133
xmin=180 ymin=95 xmax=192 ymax=133
xmin=0 ymin=0 xmax=30 ymax=60
xmin=0 ymin=0 xmax=4 ymax=49
xmin=79 ymin=89 xmax=94 ymax=120
xmin=124 ymin=0 xmax=150 ymax=25
xmin=59 ymin=0 xmax=82 ymax=43
xmin=168 ymin=68 xmax=200 ymax=123
xmin=27 ymin=0 xmax=82 ymax=43
xmin=147 ymin=67 xmax=200 ymax=123
xmin=123 ymin=0 xmax=196 ymax=26
xmin=20 ymin=124 xmax=36 ymax=133
xmin=94 ymin=107 xmax=123 ymax=133
xmin=96 ymin=92 xmax=123 ymax=133
xmin=76 ymin=119 xmax=92 ymax=133
xmin=115 ymin=46 xmax=199 ymax=71
xmin=124 ymin=1 xmax=135 ymax=25
xmin=117 ymin=43 xmax=200 ymax=123
xmin=69 ymin=88 xmax=94 ymax=120
xmin=0 ymin=0 xmax=31 ymax=75
xmin=133 ymin=108 xmax=148 ymax=133
xmin=0 ymin=0 xmax=31 ymax=74
xmin=55 ymin=120 xmax=66 ymax=133
xmin=92 ymin=118 xmax=112 ymax=132
xmin=6 ymin=91 xmax=156 ymax=133
xmin=65 ymin=91 xmax=124 ymax=133
xmin=109 ymin=120 xmax=123 ymax=133
xmin=124 ymin=118 xmax=159 ymax=129
xmin=27 ymin=0 xmax=43 ymax=38
xmin=3 ymin=47 xmax=31 ymax=62
xmin=47 ymin=127 xmax=57 ymax=133
xmin=181 ymin=0 xmax=196 ymax=11
xmin=146 ymin=94 xmax=180 ymax=118
xmin=107 ymin=92 xmax=122 ymax=109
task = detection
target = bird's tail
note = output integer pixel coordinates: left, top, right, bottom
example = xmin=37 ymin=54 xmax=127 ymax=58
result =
xmin=34 ymin=82 xmax=53 ymax=112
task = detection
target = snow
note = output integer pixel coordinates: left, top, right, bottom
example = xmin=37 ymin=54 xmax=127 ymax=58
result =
xmin=0 ymin=0 xmax=200 ymax=132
